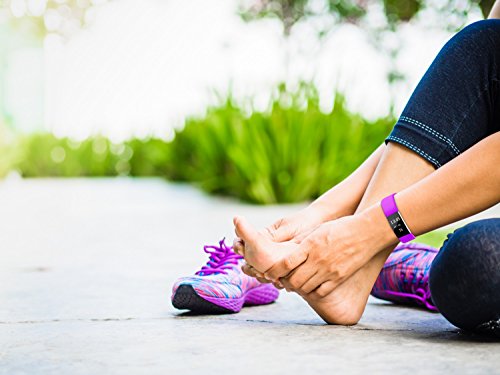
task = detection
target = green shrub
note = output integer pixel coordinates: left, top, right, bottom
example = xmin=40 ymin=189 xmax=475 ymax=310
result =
xmin=168 ymin=84 xmax=395 ymax=203
xmin=127 ymin=138 xmax=171 ymax=177
xmin=15 ymin=135 xmax=123 ymax=177
xmin=5 ymin=84 xmax=396 ymax=204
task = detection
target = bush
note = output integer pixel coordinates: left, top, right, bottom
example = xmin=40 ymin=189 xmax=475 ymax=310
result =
xmin=168 ymin=84 xmax=394 ymax=203
xmin=4 ymin=84 xmax=396 ymax=204
xmin=15 ymin=135 xmax=126 ymax=177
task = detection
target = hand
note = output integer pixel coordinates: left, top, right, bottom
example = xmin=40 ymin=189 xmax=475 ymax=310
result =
xmin=233 ymin=205 xmax=326 ymax=253
xmin=241 ymin=263 xmax=283 ymax=288
xmin=233 ymin=206 xmax=327 ymax=287
xmin=233 ymin=216 xmax=299 ymax=274
xmin=264 ymin=210 xmax=395 ymax=298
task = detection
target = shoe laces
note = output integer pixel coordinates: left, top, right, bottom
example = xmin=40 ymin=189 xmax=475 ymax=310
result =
xmin=195 ymin=238 xmax=243 ymax=276
xmin=385 ymin=268 xmax=438 ymax=311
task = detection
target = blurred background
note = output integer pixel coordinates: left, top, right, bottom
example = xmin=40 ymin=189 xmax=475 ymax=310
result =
xmin=0 ymin=0 xmax=494 ymax=204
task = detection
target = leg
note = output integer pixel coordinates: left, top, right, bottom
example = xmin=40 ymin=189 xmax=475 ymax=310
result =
xmin=235 ymin=142 xmax=435 ymax=324
xmin=236 ymin=20 xmax=500 ymax=324
xmin=386 ymin=19 xmax=500 ymax=168
xmin=302 ymin=20 xmax=500 ymax=324
xmin=301 ymin=142 xmax=435 ymax=324
xmin=430 ymin=219 xmax=500 ymax=337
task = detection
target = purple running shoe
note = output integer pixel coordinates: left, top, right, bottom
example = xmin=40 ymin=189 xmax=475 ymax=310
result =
xmin=171 ymin=238 xmax=279 ymax=314
xmin=371 ymin=242 xmax=439 ymax=312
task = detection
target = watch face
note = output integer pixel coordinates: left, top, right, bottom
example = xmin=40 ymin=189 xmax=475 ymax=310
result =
xmin=387 ymin=212 xmax=411 ymax=238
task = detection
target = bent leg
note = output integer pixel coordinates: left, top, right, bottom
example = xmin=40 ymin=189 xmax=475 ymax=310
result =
xmin=430 ymin=219 xmax=500 ymax=337
xmin=387 ymin=19 xmax=500 ymax=168
xmin=300 ymin=142 xmax=435 ymax=324
xmin=238 ymin=20 xmax=500 ymax=325
xmin=302 ymin=19 xmax=500 ymax=325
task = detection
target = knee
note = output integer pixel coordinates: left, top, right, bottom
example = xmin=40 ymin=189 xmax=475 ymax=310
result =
xmin=429 ymin=219 xmax=500 ymax=332
xmin=456 ymin=19 xmax=500 ymax=51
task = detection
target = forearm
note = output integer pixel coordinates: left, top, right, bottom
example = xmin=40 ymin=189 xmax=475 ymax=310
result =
xmin=488 ymin=0 xmax=500 ymax=19
xmin=397 ymin=133 xmax=500 ymax=234
xmin=363 ymin=133 xmax=500 ymax=249
xmin=309 ymin=144 xmax=384 ymax=221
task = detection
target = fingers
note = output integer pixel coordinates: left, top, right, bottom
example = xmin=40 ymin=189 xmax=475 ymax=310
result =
xmin=298 ymin=272 xmax=327 ymax=295
xmin=280 ymin=278 xmax=294 ymax=293
xmin=280 ymin=265 xmax=317 ymax=294
xmin=241 ymin=264 xmax=270 ymax=283
xmin=273 ymin=280 xmax=284 ymax=289
xmin=241 ymin=263 xmax=262 ymax=277
xmin=309 ymin=280 xmax=336 ymax=299
xmin=233 ymin=237 xmax=244 ymax=256
xmin=264 ymin=247 xmax=308 ymax=281
xmin=292 ymin=228 xmax=316 ymax=244
xmin=264 ymin=218 xmax=293 ymax=243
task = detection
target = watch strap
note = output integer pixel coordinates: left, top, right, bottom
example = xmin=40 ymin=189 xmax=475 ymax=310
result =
xmin=381 ymin=193 xmax=398 ymax=216
xmin=381 ymin=193 xmax=416 ymax=243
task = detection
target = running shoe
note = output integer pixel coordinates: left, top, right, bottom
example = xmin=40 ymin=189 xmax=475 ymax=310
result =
xmin=171 ymin=238 xmax=279 ymax=313
xmin=371 ymin=242 xmax=439 ymax=311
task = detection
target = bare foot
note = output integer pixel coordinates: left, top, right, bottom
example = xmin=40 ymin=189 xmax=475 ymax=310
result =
xmin=303 ymin=247 xmax=393 ymax=325
xmin=234 ymin=215 xmax=393 ymax=326
xmin=233 ymin=216 xmax=299 ymax=273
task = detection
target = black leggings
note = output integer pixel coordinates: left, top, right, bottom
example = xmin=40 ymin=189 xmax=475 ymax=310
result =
xmin=386 ymin=19 xmax=500 ymax=167
xmin=430 ymin=219 xmax=500 ymax=337
xmin=386 ymin=19 xmax=500 ymax=336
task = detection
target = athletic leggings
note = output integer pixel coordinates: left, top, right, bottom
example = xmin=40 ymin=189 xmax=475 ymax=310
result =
xmin=386 ymin=19 xmax=500 ymax=336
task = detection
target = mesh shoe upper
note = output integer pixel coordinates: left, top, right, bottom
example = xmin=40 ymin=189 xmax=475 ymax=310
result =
xmin=371 ymin=242 xmax=439 ymax=311
xmin=172 ymin=239 xmax=263 ymax=300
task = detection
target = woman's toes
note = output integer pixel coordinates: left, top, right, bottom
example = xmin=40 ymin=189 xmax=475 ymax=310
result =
xmin=232 ymin=238 xmax=244 ymax=255
xmin=233 ymin=216 xmax=260 ymax=243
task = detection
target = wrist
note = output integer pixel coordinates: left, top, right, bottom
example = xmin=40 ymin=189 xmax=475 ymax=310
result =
xmin=356 ymin=203 xmax=399 ymax=253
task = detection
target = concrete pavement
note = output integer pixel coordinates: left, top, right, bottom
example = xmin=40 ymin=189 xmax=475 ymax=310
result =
xmin=0 ymin=178 xmax=498 ymax=374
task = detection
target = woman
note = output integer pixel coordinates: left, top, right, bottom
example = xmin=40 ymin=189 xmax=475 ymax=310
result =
xmin=172 ymin=3 xmax=500 ymax=337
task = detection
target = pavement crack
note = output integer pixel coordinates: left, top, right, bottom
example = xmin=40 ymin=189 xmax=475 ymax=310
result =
xmin=0 ymin=317 xmax=137 ymax=325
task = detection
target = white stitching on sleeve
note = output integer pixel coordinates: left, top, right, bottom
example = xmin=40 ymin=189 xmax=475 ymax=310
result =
xmin=400 ymin=116 xmax=461 ymax=156
xmin=387 ymin=135 xmax=442 ymax=168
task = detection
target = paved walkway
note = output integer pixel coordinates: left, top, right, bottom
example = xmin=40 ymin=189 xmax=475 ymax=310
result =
xmin=0 ymin=179 xmax=498 ymax=374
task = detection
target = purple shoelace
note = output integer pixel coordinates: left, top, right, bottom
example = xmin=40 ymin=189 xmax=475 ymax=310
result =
xmin=385 ymin=269 xmax=438 ymax=311
xmin=195 ymin=238 xmax=243 ymax=276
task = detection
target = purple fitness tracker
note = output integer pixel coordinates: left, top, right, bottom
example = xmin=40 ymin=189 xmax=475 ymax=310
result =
xmin=381 ymin=193 xmax=415 ymax=243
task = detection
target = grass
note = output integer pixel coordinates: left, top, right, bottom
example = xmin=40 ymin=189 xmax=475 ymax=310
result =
xmin=415 ymin=229 xmax=452 ymax=249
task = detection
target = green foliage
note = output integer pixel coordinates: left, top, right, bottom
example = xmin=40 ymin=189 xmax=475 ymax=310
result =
xmin=416 ymin=229 xmax=451 ymax=248
xmin=240 ymin=0 xmax=496 ymax=37
xmin=168 ymin=85 xmax=394 ymax=203
xmin=10 ymin=134 xmax=172 ymax=178
xmin=383 ymin=0 xmax=422 ymax=23
xmin=15 ymin=134 xmax=127 ymax=177
xmin=240 ymin=0 xmax=366 ymax=36
xmin=4 ymin=84 xmax=395 ymax=204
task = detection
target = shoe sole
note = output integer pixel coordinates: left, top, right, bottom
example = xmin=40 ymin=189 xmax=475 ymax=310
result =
xmin=172 ymin=284 xmax=279 ymax=314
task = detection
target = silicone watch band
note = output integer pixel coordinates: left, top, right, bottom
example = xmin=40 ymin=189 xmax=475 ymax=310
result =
xmin=381 ymin=193 xmax=415 ymax=243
